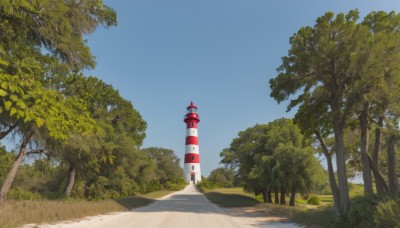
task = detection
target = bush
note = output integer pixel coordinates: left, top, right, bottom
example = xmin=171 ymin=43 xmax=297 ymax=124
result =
xmin=374 ymin=199 xmax=400 ymax=228
xmin=164 ymin=181 xmax=179 ymax=191
xmin=338 ymin=194 xmax=382 ymax=228
xmin=307 ymin=195 xmax=320 ymax=205
xmin=196 ymin=179 xmax=217 ymax=192
xmin=7 ymin=187 xmax=43 ymax=200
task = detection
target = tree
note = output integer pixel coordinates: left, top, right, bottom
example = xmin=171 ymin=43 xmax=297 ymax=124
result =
xmin=221 ymin=119 xmax=324 ymax=206
xmin=0 ymin=72 xmax=95 ymax=203
xmin=208 ymin=168 xmax=235 ymax=187
xmin=0 ymin=0 xmax=117 ymax=203
xmin=53 ymin=75 xmax=147 ymax=198
xmin=270 ymin=10 xmax=370 ymax=215
xmin=142 ymin=147 xmax=183 ymax=183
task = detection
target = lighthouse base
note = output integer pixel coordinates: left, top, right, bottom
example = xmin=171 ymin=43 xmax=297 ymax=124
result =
xmin=183 ymin=163 xmax=201 ymax=184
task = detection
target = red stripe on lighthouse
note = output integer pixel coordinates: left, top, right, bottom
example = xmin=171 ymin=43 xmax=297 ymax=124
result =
xmin=184 ymin=153 xmax=200 ymax=163
xmin=185 ymin=136 xmax=198 ymax=145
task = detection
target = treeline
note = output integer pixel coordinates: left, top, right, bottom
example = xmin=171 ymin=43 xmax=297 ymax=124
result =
xmin=269 ymin=10 xmax=400 ymax=220
xmin=0 ymin=1 xmax=184 ymax=204
xmin=220 ymin=119 xmax=327 ymax=206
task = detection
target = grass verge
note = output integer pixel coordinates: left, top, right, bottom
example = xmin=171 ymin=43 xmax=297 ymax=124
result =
xmin=0 ymin=190 xmax=174 ymax=228
xmin=259 ymin=203 xmax=336 ymax=228
xmin=203 ymin=188 xmax=261 ymax=207
xmin=203 ymin=187 xmax=336 ymax=227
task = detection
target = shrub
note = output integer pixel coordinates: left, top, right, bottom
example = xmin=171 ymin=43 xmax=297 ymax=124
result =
xmin=7 ymin=187 xmax=43 ymax=200
xmin=196 ymin=179 xmax=217 ymax=192
xmin=374 ymin=199 xmax=400 ymax=228
xmin=339 ymin=195 xmax=382 ymax=228
xmin=164 ymin=181 xmax=179 ymax=191
xmin=307 ymin=195 xmax=320 ymax=205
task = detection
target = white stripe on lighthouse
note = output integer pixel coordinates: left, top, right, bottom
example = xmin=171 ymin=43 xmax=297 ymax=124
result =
xmin=186 ymin=128 xmax=198 ymax=137
xmin=185 ymin=145 xmax=199 ymax=154
xmin=184 ymin=163 xmax=201 ymax=172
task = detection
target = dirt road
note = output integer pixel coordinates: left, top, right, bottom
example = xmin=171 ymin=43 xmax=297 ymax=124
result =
xmin=35 ymin=183 xmax=300 ymax=228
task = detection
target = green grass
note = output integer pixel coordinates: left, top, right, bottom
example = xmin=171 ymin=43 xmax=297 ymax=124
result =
xmin=203 ymin=187 xmax=261 ymax=207
xmin=201 ymin=185 xmax=368 ymax=228
xmin=259 ymin=203 xmax=337 ymax=228
xmin=203 ymin=187 xmax=337 ymax=227
xmin=0 ymin=190 xmax=174 ymax=228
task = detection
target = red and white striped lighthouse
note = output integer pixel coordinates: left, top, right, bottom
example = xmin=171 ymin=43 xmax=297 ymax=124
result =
xmin=183 ymin=101 xmax=201 ymax=184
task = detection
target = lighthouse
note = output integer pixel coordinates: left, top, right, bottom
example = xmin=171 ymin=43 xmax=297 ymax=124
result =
xmin=183 ymin=101 xmax=202 ymax=184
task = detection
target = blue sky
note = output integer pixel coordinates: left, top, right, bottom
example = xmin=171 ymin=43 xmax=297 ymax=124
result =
xmin=86 ymin=1 xmax=400 ymax=177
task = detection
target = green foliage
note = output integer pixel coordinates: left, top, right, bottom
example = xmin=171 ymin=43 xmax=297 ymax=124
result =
xmin=374 ymin=198 xmax=400 ymax=228
xmin=196 ymin=178 xmax=218 ymax=192
xmin=221 ymin=119 xmax=324 ymax=205
xmin=0 ymin=146 xmax=14 ymax=185
xmin=338 ymin=195 xmax=391 ymax=228
xmin=307 ymin=195 xmax=320 ymax=205
xmin=7 ymin=187 xmax=43 ymax=201
xmin=269 ymin=9 xmax=400 ymax=215
xmin=208 ymin=167 xmax=235 ymax=187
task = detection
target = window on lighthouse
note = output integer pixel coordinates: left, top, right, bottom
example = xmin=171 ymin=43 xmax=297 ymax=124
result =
xmin=191 ymin=156 xmax=194 ymax=161
xmin=192 ymin=165 xmax=194 ymax=170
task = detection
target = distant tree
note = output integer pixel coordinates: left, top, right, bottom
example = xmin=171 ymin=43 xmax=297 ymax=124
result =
xmin=142 ymin=147 xmax=183 ymax=183
xmin=221 ymin=119 xmax=324 ymax=206
xmin=208 ymin=168 xmax=235 ymax=187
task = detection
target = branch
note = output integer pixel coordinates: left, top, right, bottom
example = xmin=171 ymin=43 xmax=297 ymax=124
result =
xmin=26 ymin=149 xmax=50 ymax=156
xmin=315 ymin=130 xmax=332 ymax=158
xmin=367 ymin=154 xmax=389 ymax=193
xmin=0 ymin=121 xmax=19 ymax=140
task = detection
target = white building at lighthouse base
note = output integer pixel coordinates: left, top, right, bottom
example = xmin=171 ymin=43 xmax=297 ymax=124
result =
xmin=183 ymin=163 xmax=201 ymax=184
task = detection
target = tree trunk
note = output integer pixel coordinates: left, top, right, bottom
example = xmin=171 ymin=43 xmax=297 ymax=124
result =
xmin=64 ymin=165 xmax=77 ymax=198
xmin=368 ymin=154 xmax=389 ymax=193
xmin=289 ymin=184 xmax=296 ymax=206
xmin=0 ymin=131 xmax=33 ymax=205
xmin=372 ymin=117 xmax=385 ymax=194
xmin=261 ymin=188 xmax=268 ymax=203
xmin=267 ymin=189 xmax=273 ymax=203
xmin=274 ymin=188 xmax=279 ymax=204
xmin=387 ymin=135 xmax=399 ymax=194
xmin=360 ymin=104 xmax=373 ymax=194
xmin=315 ymin=131 xmax=341 ymax=216
xmin=333 ymin=121 xmax=350 ymax=214
xmin=280 ymin=187 xmax=286 ymax=205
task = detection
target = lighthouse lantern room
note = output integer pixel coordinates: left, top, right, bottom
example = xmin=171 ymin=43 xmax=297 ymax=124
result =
xmin=183 ymin=101 xmax=201 ymax=184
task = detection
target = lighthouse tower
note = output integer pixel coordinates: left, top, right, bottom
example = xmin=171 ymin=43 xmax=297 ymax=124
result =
xmin=183 ymin=101 xmax=201 ymax=184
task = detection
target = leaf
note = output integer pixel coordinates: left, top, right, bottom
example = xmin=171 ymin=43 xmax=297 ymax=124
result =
xmin=10 ymin=107 xmax=17 ymax=116
xmin=0 ymin=59 xmax=9 ymax=68
xmin=16 ymin=100 xmax=27 ymax=109
xmin=0 ymin=89 xmax=7 ymax=97
xmin=10 ymin=94 xmax=18 ymax=101
xmin=35 ymin=118 xmax=45 ymax=127
xmin=1 ymin=82 xmax=8 ymax=89
xmin=4 ymin=101 xmax=12 ymax=110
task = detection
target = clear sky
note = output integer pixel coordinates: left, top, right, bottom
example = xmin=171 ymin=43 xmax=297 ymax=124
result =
xmin=86 ymin=0 xmax=400 ymax=177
